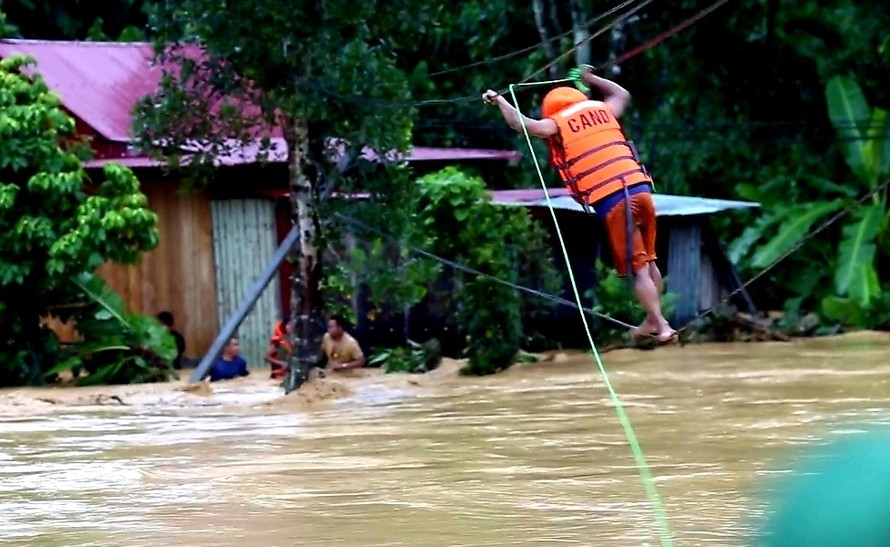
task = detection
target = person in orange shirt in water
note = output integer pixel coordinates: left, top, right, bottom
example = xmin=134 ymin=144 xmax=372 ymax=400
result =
xmin=482 ymin=66 xmax=676 ymax=344
xmin=264 ymin=314 xmax=292 ymax=380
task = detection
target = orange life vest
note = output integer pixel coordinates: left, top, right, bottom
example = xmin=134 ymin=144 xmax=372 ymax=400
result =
xmin=546 ymin=100 xmax=651 ymax=207
xmin=271 ymin=321 xmax=292 ymax=353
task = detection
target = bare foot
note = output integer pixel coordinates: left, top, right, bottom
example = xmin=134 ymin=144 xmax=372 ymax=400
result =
xmin=629 ymin=319 xmax=659 ymax=343
xmin=656 ymin=327 xmax=678 ymax=344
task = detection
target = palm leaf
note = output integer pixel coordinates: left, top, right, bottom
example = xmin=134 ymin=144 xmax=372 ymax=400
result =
xmin=729 ymin=212 xmax=783 ymax=265
xmin=751 ymin=200 xmax=845 ymax=268
xmin=853 ymin=264 xmax=881 ymax=307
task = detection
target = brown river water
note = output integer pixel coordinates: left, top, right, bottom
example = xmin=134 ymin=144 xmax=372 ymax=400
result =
xmin=1 ymin=332 xmax=890 ymax=546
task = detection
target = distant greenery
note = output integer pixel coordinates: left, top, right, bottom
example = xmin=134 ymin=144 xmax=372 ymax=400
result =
xmin=0 ymin=0 xmax=149 ymax=41
xmin=729 ymin=75 xmax=890 ymax=331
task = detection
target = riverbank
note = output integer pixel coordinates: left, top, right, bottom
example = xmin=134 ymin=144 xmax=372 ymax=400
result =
xmin=1 ymin=330 xmax=888 ymax=418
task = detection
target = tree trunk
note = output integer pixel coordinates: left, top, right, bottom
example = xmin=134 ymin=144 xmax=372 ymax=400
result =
xmin=284 ymin=117 xmax=323 ymax=394
xmin=532 ymin=0 xmax=560 ymax=79
xmin=548 ymin=0 xmax=560 ymax=38
xmin=608 ymin=20 xmax=626 ymax=78
xmin=570 ymin=0 xmax=591 ymax=67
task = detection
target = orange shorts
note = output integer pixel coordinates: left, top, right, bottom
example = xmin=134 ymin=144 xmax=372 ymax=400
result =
xmin=601 ymin=192 xmax=657 ymax=277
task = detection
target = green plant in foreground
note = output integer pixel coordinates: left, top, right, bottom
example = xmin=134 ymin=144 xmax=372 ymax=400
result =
xmin=44 ymin=273 xmax=176 ymax=386
xmin=409 ymin=167 xmax=561 ymax=375
xmin=370 ymin=339 xmax=443 ymax=374
xmin=0 ymin=54 xmax=159 ymax=385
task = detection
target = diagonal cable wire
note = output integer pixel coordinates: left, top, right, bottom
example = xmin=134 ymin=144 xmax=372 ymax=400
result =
xmin=313 ymin=0 xmax=735 ymax=110
xmin=333 ymin=212 xmax=639 ymax=330
xmin=310 ymin=0 xmax=656 ymax=109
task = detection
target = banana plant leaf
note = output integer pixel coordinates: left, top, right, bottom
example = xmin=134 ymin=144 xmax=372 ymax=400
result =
xmin=835 ymin=204 xmax=883 ymax=305
xmin=72 ymin=272 xmax=128 ymax=326
xmin=867 ymin=107 xmax=890 ymax=183
xmin=827 ymin=76 xmax=873 ymax=188
xmin=751 ymin=200 xmax=845 ymax=269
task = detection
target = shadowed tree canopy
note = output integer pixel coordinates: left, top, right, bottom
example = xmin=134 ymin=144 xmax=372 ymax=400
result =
xmin=0 ymin=0 xmax=150 ymax=40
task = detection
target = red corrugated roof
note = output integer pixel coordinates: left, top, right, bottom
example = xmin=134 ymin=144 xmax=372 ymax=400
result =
xmin=242 ymin=188 xmax=565 ymax=200
xmin=0 ymin=40 xmax=159 ymax=142
xmin=0 ymin=39 xmax=521 ymax=166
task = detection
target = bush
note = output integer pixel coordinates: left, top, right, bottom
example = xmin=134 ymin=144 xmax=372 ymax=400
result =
xmin=369 ymin=339 xmax=443 ymax=374
xmin=410 ymin=167 xmax=562 ymax=375
xmin=0 ymin=54 xmax=160 ymax=385
xmin=44 ymin=273 xmax=177 ymax=386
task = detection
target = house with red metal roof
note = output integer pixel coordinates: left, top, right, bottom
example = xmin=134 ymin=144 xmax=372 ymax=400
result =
xmin=0 ymin=39 xmax=523 ymax=362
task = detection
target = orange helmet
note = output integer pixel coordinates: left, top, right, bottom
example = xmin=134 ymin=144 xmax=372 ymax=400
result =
xmin=541 ymin=86 xmax=587 ymax=118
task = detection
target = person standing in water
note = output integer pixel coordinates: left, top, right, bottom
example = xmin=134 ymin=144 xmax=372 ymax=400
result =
xmin=209 ymin=336 xmax=250 ymax=382
xmin=321 ymin=315 xmax=365 ymax=372
xmin=482 ymin=66 xmax=676 ymax=344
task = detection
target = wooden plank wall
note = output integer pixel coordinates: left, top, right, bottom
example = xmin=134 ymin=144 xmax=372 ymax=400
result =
xmin=96 ymin=179 xmax=219 ymax=358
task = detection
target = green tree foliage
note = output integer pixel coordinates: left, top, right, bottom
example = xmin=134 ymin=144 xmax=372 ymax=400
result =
xmin=398 ymin=1 xmax=538 ymax=146
xmin=0 ymin=10 xmax=13 ymax=37
xmin=730 ymin=75 xmax=890 ymax=327
xmin=0 ymin=54 xmax=161 ymax=385
xmin=369 ymin=339 xmax=443 ymax=374
xmin=409 ymin=167 xmax=561 ymax=375
xmin=135 ymin=0 xmax=433 ymax=389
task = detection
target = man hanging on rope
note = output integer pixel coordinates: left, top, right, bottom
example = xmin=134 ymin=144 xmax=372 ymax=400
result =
xmin=482 ymin=66 xmax=677 ymax=344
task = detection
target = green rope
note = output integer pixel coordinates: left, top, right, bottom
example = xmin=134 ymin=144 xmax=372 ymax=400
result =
xmin=506 ymin=84 xmax=674 ymax=547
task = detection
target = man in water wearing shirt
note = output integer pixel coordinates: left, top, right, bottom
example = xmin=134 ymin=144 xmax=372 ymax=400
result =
xmin=321 ymin=315 xmax=365 ymax=372
xmin=209 ymin=336 xmax=250 ymax=382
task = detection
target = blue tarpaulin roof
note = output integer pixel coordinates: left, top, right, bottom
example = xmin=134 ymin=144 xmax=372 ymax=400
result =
xmin=490 ymin=188 xmax=759 ymax=217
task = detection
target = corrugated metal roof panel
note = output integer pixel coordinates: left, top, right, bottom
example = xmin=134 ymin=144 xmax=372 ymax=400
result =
xmin=491 ymin=189 xmax=759 ymax=217
xmin=0 ymin=40 xmax=158 ymax=142
xmin=210 ymin=198 xmax=282 ymax=368
xmin=83 ymin=138 xmax=289 ymax=168
xmin=83 ymin=140 xmax=519 ymax=168
xmin=0 ymin=39 xmax=281 ymax=144
xmin=0 ymin=40 xmax=523 ymax=168
xmin=408 ymin=147 xmax=522 ymax=162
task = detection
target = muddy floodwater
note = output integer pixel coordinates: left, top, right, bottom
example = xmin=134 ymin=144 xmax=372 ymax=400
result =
xmin=2 ymin=332 xmax=890 ymax=546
